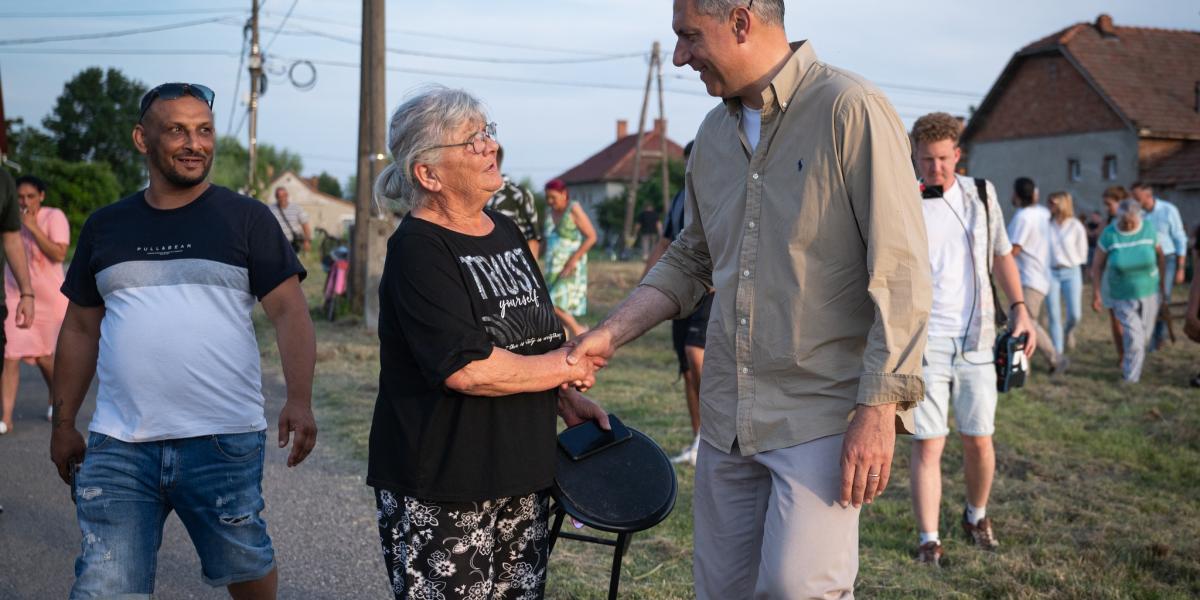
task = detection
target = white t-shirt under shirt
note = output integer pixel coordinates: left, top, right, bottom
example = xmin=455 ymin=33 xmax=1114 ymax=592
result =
xmin=742 ymin=105 xmax=762 ymax=151
xmin=922 ymin=180 xmax=974 ymax=337
xmin=1007 ymin=205 xmax=1053 ymax=294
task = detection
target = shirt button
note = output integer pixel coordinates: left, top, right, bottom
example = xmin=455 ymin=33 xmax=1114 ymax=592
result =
xmin=741 ymin=367 xmax=750 ymax=374
xmin=752 ymin=173 xmax=760 ymax=180
xmin=781 ymin=101 xmax=788 ymax=108
xmin=742 ymin=269 xmax=751 ymax=277
xmin=739 ymin=317 xmax=748 ymax=325
xmin=748 ymin=221 xmax=756 ymax=229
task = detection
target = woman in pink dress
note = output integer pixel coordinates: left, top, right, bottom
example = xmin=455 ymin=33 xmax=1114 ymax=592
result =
xmin=0 ymin=176 xmax=69 ymax=433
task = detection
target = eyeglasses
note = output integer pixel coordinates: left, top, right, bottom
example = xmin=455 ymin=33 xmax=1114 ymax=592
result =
xmin=138 ymin=83 xmax=215 ymax=122
xmin=421 ymin=122 xmax=497 ymax=156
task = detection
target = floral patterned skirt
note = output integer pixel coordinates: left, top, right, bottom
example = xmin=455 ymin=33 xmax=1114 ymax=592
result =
xmin=374 ymin=488 xmax=551 ymax=600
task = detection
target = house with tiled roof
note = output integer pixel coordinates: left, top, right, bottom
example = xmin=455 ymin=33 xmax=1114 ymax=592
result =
xmin=554 ymin=119 xmax=685 ymax=224
xmin=962 ymin=14 xmax=1200 ymax=224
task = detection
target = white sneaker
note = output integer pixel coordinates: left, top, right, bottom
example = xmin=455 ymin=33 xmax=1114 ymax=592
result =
xmin=671 ymin=436 xmax=700 ymax=466
xmin=47 ymin=406 xmax=53 ymax=422
xmin=0 ymin=422 xmax=8 ymax=435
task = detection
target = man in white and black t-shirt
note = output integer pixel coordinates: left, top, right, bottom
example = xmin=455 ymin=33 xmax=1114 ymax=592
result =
xmin=50 ymin=82 xmax=317 ymax=599
xmin=271 ymin=186 xmax=311 ymax=253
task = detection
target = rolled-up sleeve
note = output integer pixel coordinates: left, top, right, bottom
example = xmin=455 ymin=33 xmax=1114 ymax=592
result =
xmin=640 ymin=165 xmax=714 ymax=319
xmin=836 ymin=88 xmax=932 ymax=409
xmin=1169 ymin=205 xmax=1187 ymax=257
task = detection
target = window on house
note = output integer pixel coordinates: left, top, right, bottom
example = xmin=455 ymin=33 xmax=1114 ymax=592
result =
xmin=1068 ymin=159 xmax=1082 ymax=182
xmin=1103 ymin=155 xmax=1118 ymax=180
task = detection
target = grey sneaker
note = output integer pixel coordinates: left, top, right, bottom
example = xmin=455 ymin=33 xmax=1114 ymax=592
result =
xmin=962 ymin=511 xmax=999 ymax=550
xmin=1050 ymin=355 xmax=1071 ymax=377
xmin=916 ymin=541 xmax=943 ymax=566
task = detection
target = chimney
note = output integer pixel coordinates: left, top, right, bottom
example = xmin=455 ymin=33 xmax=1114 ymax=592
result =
xmin=1096 ymin=14 xmax=1117 ymax=38
xmin=616 ymin=119 xmax=628 ymax=140
xmin=653 ymin=118 xmax=667 ymax=135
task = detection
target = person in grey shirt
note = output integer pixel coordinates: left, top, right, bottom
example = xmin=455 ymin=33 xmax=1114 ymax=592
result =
xmin=270 ymin=187 xmax=311 ymax=253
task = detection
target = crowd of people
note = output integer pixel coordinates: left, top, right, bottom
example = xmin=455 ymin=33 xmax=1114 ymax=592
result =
xmin=3 ymin=1 xmax=1198 ymax=599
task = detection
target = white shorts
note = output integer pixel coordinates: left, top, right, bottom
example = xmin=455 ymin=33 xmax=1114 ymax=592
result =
xmin=913 ymin=336 xmax=998 ymax=439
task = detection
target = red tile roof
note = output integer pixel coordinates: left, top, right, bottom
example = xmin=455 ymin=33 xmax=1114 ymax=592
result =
xmin=965 ymin=15 xmax=1200 ymax=142
xmin=555 ymin=130 xmax=684 ymax=185
xmin=1141 ymin=141 xmax=1200 ymax=186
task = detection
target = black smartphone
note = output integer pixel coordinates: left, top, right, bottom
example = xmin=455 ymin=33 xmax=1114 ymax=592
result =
xmin=557 ymin=414 xmax=631 ymax=461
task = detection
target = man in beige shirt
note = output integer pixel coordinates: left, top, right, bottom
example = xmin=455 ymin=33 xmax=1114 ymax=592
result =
xmin=568 ymin=0 xmax=930 ymax=596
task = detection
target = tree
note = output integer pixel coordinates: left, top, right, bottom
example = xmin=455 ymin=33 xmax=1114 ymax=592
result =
xmin=209 ymin=135 xmax=303 ymax=199
xmin=315 ymin=171 xmax=342 ymax=198
xmin=42 ymin=67 xmax=148 ymax=195
xmin=595 ymin=158 xmax=684 ymax=256
xmin=3 ymin=118 xmax=55 ymax=169
xmin=26 ymin=158 xmax=122 ymax=253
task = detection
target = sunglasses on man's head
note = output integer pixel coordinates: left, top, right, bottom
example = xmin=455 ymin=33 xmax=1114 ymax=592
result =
xmin=138 ymin=83 xmax=215 ymax=122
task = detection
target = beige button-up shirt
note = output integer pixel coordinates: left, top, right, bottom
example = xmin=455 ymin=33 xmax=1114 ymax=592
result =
xmin=642 ymin=42 xmax=931 ymax=456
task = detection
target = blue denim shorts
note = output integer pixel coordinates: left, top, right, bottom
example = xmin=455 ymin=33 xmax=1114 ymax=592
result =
xmin=71 ymin=430 xmax=275 ymax=598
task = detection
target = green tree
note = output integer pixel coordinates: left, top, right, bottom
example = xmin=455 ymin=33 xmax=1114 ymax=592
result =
xmin=594 ymin=158 xmax=685 ymax=252
xmin=3 ymin=118 xmax=56 ymax=169
xmin=42 ymin=67 xmax=148 ymax=195
xmin=209 ymin=135 xmax=303 ymax=199
xmin=27 ymin=158 xmax=122 ymax=253
xmin=315 ymin=171 xmax=342 ymax=198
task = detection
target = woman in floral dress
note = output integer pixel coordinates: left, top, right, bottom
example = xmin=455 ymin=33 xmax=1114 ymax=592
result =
xmin=542 ymin=179 xmax=596 ymax=337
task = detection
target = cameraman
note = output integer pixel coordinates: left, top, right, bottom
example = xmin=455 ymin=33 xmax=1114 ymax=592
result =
xmin=908 ymin=113 xmax=1035 ymax=566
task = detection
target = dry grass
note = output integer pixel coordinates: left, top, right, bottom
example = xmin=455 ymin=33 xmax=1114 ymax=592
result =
xmin=281 ymin=258 xmax=1200 ymax=599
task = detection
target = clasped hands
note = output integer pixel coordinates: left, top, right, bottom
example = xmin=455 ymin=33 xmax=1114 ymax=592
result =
xmin=553 ymin=328 xmax=616 ymax=392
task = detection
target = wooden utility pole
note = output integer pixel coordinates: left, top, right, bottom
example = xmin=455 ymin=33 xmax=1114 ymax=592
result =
xmin=656 ymin=45 xmax=670 ymax=216
xmin=622 ymin=41 xmax=659 ymax=250
xmin=351 ymin=0 xmax=386 ymax=315
xmin=247 ymin=0 xmax=262 ymax=193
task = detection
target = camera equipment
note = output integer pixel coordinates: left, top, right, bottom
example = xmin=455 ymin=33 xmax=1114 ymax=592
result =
xmin=993 ymin=331 xmax=1028 ymax=392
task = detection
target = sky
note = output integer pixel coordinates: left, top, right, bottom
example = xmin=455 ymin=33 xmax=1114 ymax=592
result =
xmin=1 ymin=0 xmax=1197 ymax=191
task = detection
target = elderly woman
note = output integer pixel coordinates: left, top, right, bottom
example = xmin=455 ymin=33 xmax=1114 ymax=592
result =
xmin=368 ymin=86 xmax=608 ymax=599
xmin=542 ymin=179 xmax=596 ymax=337
xmin=1 ymin=175 xmax=69 ymax=434
xmin=1091 ymin=198 xmax=1165 ymax=383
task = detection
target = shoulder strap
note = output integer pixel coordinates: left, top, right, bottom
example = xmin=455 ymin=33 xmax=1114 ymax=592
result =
xmin=974 ymin=178 xmax=991 ymax=272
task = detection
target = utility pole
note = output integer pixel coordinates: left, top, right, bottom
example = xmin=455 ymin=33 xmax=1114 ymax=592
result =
xmin=656 ymin=44 xmax=670 ymax=216
xmin=622 ymin=41 xmax=659 ymax=251
xmin=247 ymin=0 xmax=262 ymax=193
xmin=351 ymin=0 xmax=386 ymax=317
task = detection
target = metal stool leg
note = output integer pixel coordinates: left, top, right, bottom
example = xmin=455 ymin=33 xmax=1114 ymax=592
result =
xmin=607 ymin=532 xmax=632 ymax=600
xmin=547 ymin=506 xmax=566 ymax=555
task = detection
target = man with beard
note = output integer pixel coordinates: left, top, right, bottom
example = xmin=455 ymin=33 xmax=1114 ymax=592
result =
xmin=50 ymin=83 xmax=317 ymax=599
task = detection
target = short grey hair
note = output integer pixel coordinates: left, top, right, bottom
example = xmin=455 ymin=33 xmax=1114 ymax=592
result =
xmin=693 ymin=0 xmax=784 ymax=26
xmin=375 ymin=85 xmax=488 ymax=211
xmin=1117 ymin=198 xmax=1143 ymax=223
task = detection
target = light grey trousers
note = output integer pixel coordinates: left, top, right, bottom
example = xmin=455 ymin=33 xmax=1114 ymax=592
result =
xmin=1112 ymin=293 xmax=1159 ymax=382
xmin=693 ymin=434 xmax=860 ymax=600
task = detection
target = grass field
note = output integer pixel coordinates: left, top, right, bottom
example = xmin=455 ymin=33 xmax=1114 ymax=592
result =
xmin=289 ymin=258 xmax=1200 ymax=599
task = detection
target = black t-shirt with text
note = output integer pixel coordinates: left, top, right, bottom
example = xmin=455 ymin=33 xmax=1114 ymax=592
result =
xmin=368 ymin=210 xmax=563 ymax=501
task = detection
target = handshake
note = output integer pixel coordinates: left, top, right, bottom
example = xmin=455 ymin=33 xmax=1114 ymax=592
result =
xmin=554 ymin=328 xmax=618 ymax=392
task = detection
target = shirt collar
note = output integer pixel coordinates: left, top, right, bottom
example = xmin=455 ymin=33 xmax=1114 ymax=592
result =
xmin=724 ymin=40 xmax=817 ymax=117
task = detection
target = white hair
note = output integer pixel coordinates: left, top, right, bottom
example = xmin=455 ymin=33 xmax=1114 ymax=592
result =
xmin=693 ymin=0 xmax=784 ymax=26
xmin=1117 ymin=198 xmax=1143 ymax=223
xmin=374 ymin=85 xmax=488 ymax=212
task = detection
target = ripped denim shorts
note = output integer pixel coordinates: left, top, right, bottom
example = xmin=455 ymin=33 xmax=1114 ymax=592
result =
xmin=71 ymin=430 xmax=274 ymax=598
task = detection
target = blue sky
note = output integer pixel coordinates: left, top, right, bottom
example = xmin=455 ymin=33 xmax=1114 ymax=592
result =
xmin=1 ymin=0 xmax=1196 ymax=190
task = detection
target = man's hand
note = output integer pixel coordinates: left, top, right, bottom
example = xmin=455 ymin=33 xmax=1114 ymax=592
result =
xmin=1009 ymin=304 xmax=1037 ymax=358
xmin=839 ymin=403 xmax=897 ymax=508
xmin=50 ymin=423 xmax=86 ymax=485
xmin=563 ymin=328 xmax=617 ymax=392
xmin=303 ymin=238 xmax=312 ymax=253
xmin=557 ymin=387 xmax=611 ymax=429
xmin=278 ymin=400 xmax=317 ymax=467
xmin=14 ymin=295 xmax=34 ymax=329
xmin=1176 ymin=263 xmax=1186 ymax=286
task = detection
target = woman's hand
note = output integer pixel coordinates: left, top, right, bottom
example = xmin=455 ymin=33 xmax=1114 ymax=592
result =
xmin=1091 ymin=293 xmax=1102 ymax=313
xmin=545 ymin=347 xmax=604 ymax=392
xmin=557 ymin=387 xmax=611 ymax=430
xmin=558 ymin=258 xmax=578 ymax=279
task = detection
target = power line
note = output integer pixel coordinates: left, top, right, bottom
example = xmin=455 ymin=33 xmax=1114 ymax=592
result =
xmin=264 ymin=10 xmax=621 ymax=57
xmin=264 ymin=0 xmax=299 ymax=52
xmin=0 ymin=17 xmax=231 ymax=46
xmin=271 ymin=24 xmax=646 ymax=65
xmin=228 ymin=28 xmax=251 ymax=134
xmin=0 ymin=48 xmax=239 ymax=55
xmin=0 ymin=8 xmax=245 ymax=18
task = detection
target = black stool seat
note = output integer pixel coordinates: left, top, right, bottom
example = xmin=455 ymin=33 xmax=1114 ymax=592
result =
xmin=548 ymin=426 xmax=677 ymax=598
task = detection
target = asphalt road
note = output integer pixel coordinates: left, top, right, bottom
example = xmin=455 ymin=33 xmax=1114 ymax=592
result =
xmin=0 ymin=363 xmax=390 ymax=598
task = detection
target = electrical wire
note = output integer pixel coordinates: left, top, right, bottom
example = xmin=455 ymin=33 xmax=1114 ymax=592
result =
xmin=228 ymin=27 xmax=251 ymax=134
xmin=264 ymin=0 xmax=299 ymax=52
xmin=0 ymin=8 xmax=245 ymax=18
xmin=0 ymin=48 xmax=239 ymax=55
xmin=0 ymin=17 xmax=229 ymax=46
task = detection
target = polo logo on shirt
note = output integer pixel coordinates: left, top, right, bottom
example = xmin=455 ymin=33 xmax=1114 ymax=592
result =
xmin=136 ymin=243 xmax=193 ymax=257
xmin=798 ymin=159 xmax=804 ymax=172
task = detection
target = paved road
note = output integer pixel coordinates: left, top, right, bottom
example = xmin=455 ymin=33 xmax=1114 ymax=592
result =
xmin=0 ymin=363 xmax=390 ymax=598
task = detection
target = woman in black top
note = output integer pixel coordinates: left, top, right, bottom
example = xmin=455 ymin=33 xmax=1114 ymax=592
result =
xmin=368 ymin=86 xmax=608 ymax=600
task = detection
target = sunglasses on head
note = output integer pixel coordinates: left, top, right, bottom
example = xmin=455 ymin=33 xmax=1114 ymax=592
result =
xmin=138 ymin=83 xmax=215 ymax=122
